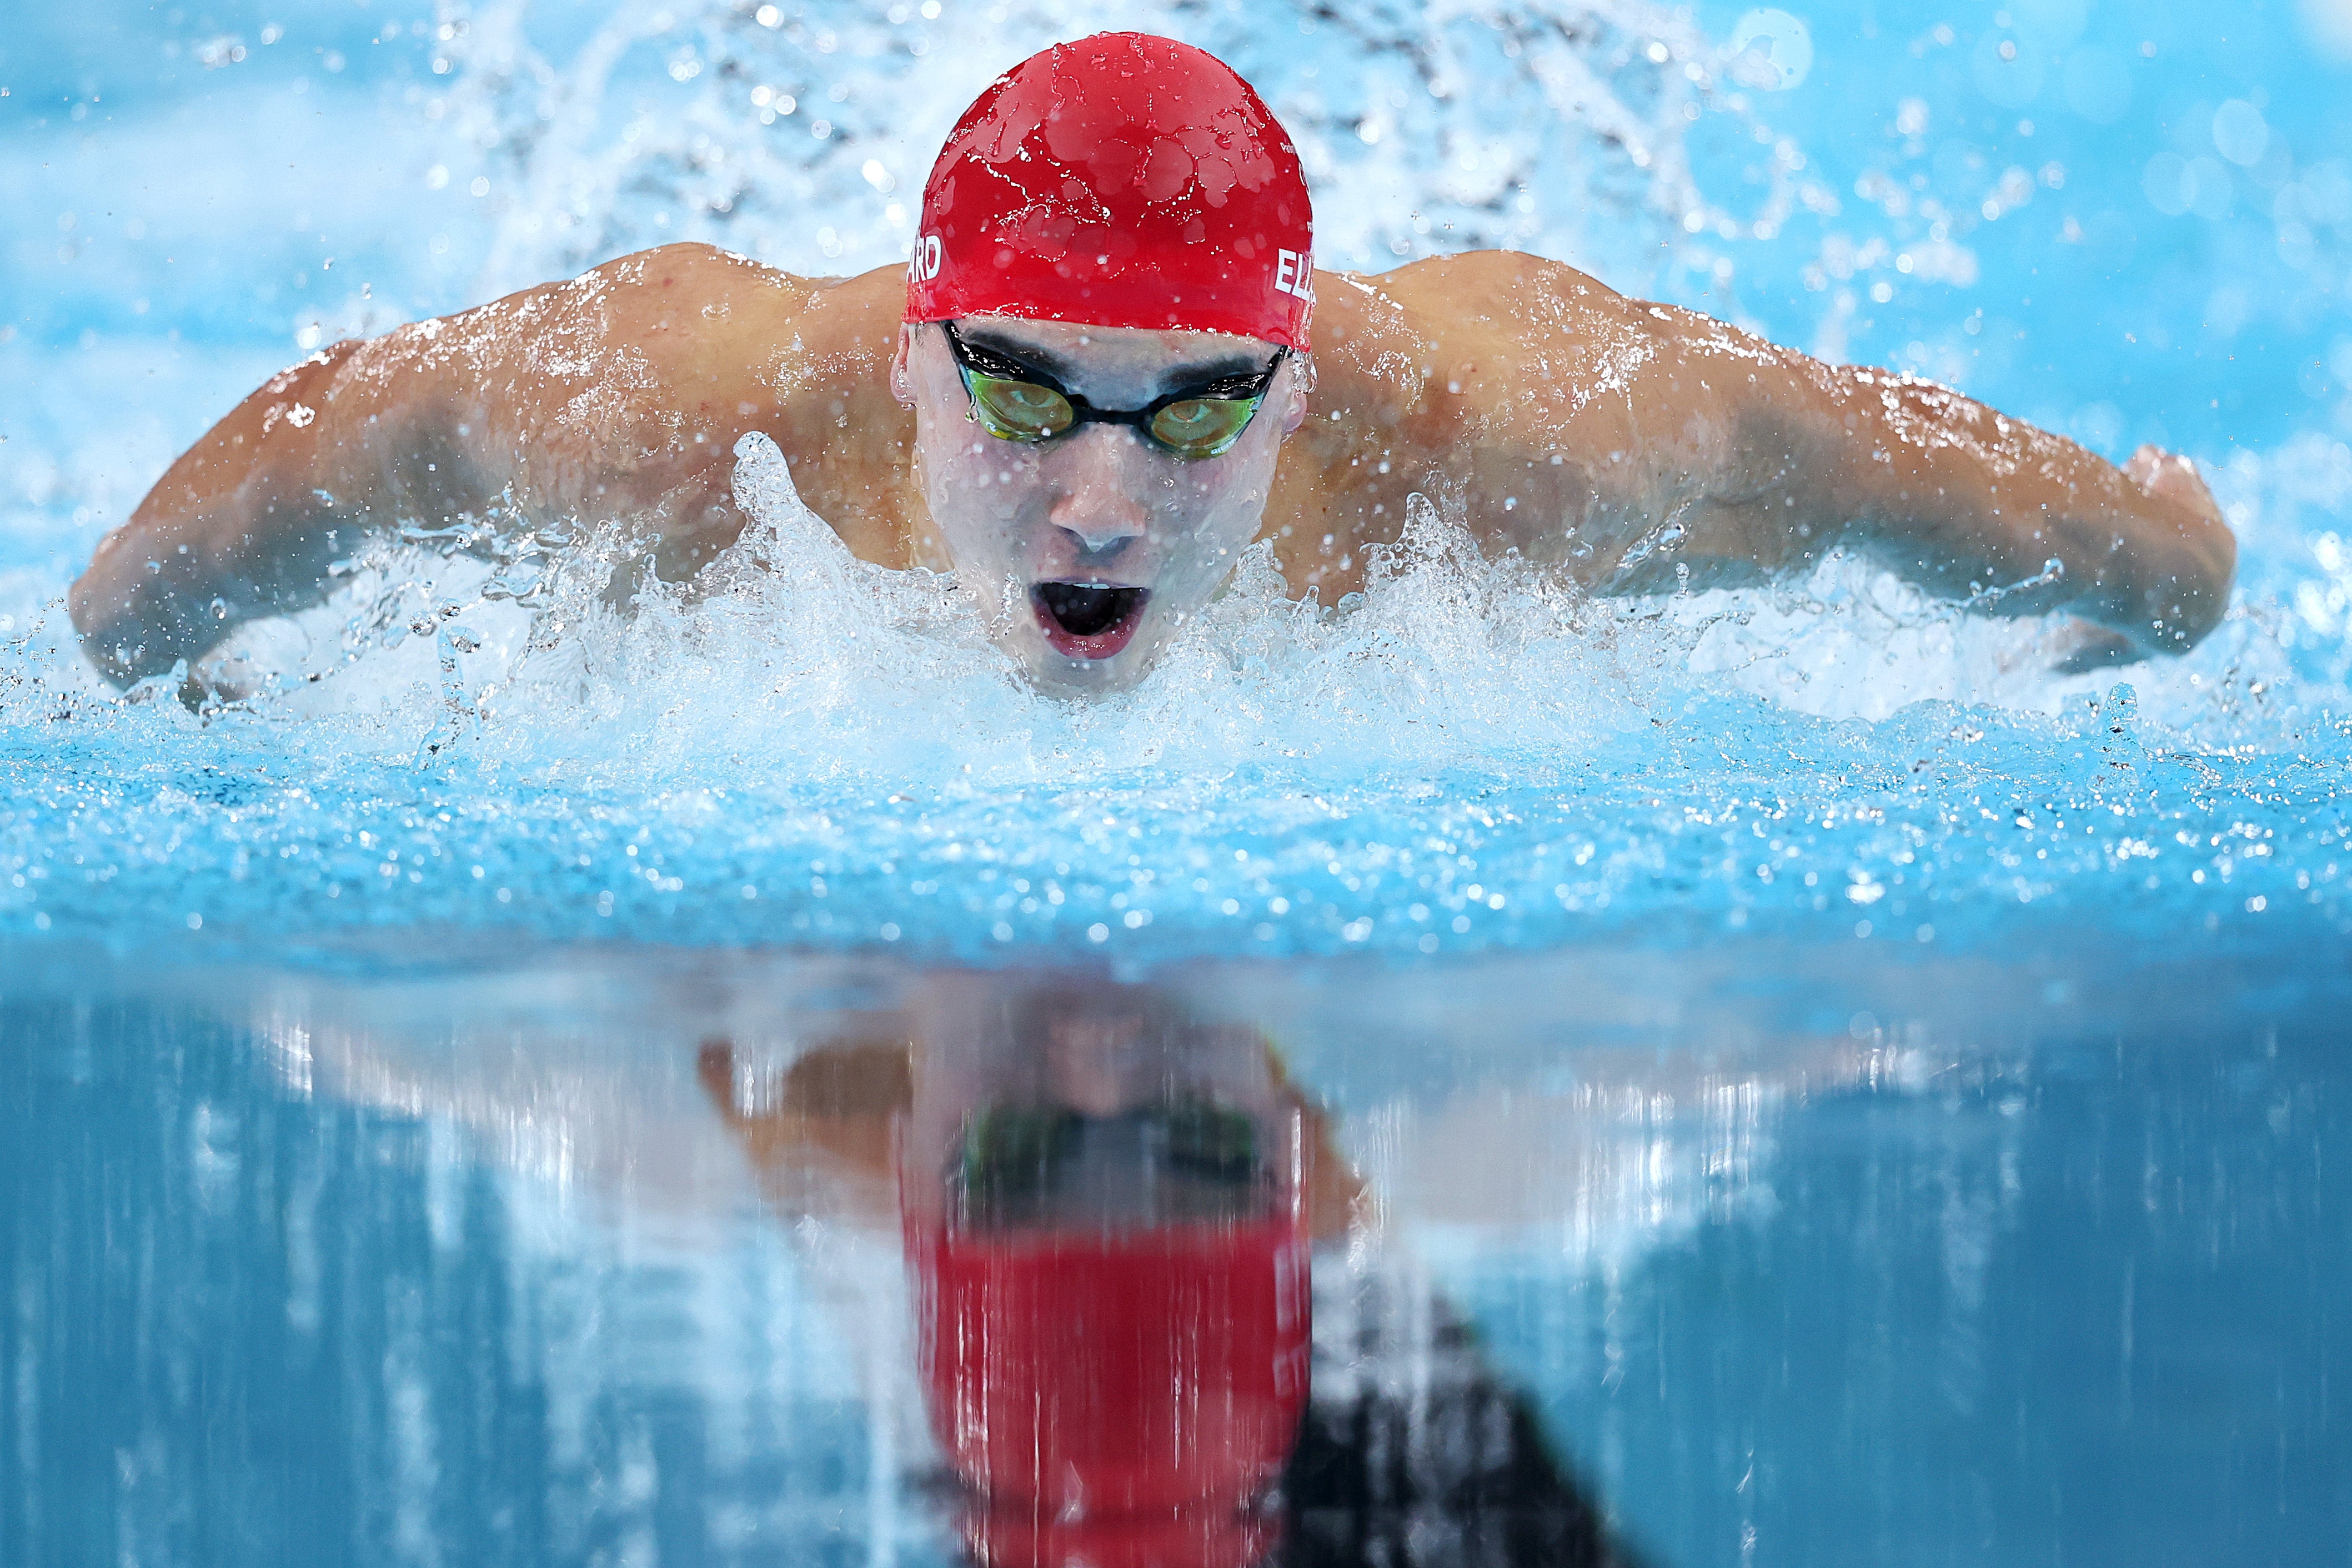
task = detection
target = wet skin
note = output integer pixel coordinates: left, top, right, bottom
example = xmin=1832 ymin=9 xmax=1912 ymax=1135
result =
xmin=71 ymin=242 xmax=2237 ymax=695
xmin=890 ymin=312 xmax=1311 ymax=690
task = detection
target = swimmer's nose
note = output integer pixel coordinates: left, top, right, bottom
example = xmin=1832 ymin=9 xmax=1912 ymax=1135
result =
xmin=1046 ymin=428 xmax=1151 ymax=556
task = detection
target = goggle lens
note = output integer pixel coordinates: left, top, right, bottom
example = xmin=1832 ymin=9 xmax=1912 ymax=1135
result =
xmin=952 ymin=1099 xmax=1266 ymax=1227
xmin=1149 ymin=395 xmax=1261 ymax=459
xmin=949 ymin=324 xmax=1275 ymax=461
xmin=966 ymin=373 xmax=1076 ymax=440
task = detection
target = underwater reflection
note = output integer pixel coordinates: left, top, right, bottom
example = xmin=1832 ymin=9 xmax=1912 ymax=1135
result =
xmin=12 ymin=941 xmax=2348 ymax=1566
xmin=695 ymin=970 xmax=1634 ymax=1567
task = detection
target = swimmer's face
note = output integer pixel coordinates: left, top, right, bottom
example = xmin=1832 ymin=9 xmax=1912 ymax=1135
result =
xmin=892 ymin=317 xmax=1309 ymax=695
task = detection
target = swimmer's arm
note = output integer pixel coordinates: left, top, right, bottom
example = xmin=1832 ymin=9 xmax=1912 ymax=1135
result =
xmin=1571 ymin=286 xmax=2231 ymax=656
xmin=66 ymin=300 xmax=726 ymax=690
xmin=68 ymin=335 xmax=467 ymax=687
xmin=71 ymin=247 xmax=912 ymax=688
xmin=1347 ymin=252 xmax=2233 ymax=658
xmin=1679 ymin=339 xmax=2236 ymax=657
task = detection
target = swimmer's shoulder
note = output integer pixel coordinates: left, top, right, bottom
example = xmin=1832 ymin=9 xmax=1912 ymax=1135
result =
xmin=566 ymin=247 xmax=919 ymax=562
xmin=604 ymin=241 xmax=906 ymax=320
xmin=542 ymin=244 xmax=904 ymax=392
xmin=1301 ymin=249 xmax=1664 ymax=445
xmin=1312 ymin=249 xmax=1634 ymax=348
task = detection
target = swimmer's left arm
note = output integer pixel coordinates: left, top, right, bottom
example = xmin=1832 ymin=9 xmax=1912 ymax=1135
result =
xmin=1734 ymin=350 xmax=2235 ymax=659
xmin=1337 ymin=251 xmax=2234 ymax=660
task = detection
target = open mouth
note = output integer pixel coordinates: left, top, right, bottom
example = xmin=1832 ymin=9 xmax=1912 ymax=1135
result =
xmin=1030 ymin=581 xmax=1150 ymax=660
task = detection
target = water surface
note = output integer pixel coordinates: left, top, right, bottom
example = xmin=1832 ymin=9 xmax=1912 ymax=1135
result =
xmin=4 ymin=2 xmax=2351 ymax=1563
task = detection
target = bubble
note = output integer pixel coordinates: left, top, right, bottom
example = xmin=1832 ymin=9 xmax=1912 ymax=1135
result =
xmin=2212 ymin=99 xmax=2270 ymax=168
xmin=2144 ymin=153 xmax=2231 ymax=219
xmin=1727 ymin=10 xmax=1813 ymax=91
xmin=1973 ymin=30 xmax=2047 ymax=109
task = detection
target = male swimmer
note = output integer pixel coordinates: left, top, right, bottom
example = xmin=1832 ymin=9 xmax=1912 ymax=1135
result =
xmin=71 ymin=32 xmax=2235 ymax=699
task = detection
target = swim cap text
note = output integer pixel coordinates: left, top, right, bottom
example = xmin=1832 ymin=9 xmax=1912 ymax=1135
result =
xmin=909 ymin=233 xmax=942 ymax=284
xmin=1273 ymin=248 xmax=1313 ymax=301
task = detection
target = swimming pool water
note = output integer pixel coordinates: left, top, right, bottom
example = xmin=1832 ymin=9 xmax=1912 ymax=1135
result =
xmin=3 ymin=0 xmax=2351 ymax=968
xmin=6 ymin=942 xmax=2347 ymax=1565
xmin=4 ymin=1 xmax=2351 ymax=1564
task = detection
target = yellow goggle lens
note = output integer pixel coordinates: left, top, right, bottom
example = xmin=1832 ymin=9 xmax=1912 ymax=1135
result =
xmin=1148 ymin=396 xmax=1260 ymax=459
xmin=967 ymin=374 xmax=1075 ymax=440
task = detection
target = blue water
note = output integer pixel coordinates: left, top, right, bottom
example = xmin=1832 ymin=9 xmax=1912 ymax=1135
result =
xmin=7 ymin=943 xmax=2348 ymax=1565
xmin=3 ymin=0 xmax=2350 ymax=966
xmin=4 ymin=1 xmax=2352 ymax=1564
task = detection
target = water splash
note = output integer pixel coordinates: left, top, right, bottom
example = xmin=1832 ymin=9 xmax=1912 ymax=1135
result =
xmin=4 ymin=423 xmax=2346 ymax=963
xmin=436 ymin=0 xmax=1823 ymax=299
xmin=3 ymin=1 xmax=2350 ymax=967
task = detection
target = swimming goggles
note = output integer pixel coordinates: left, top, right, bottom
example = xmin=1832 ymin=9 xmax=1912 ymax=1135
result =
xmin=949 ymin=1097 xmax=1267 ymax=1227
xmin=942 ymin=321 xmax=1287 ymax=461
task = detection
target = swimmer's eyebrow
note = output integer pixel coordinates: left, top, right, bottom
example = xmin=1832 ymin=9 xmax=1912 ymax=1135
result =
xmin=957 ymin=326 xmax=1274 ymax=400
xmin=1147 ymin=351 xmax=1277 ymax=396
xmin=954 ymin=327 xmax=1074 ymax=384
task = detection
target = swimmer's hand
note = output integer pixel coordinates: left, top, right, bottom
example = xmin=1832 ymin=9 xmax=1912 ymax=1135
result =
xmin=2046 ymin=447 xmax=2229 ymax=672
xmin=2122 ymin=443 xmax=2228 ymax=555
xmin=2115 ymin=442 xmax=2234 ymax=656
xmin=2048 ymin=621 xmax=2138 ymax=675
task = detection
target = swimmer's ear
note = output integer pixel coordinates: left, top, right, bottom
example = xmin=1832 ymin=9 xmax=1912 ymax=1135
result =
xmin=890 ymin=324 xmax=919 ymax=407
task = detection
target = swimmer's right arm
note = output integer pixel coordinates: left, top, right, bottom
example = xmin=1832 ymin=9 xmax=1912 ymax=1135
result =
xmin=69 ymin=334 xmax=452 ymax=687
xmin=70 ymin=245 xmax=913 ymax=688
xmin=67 ymin=279 xmax=729 ymax=689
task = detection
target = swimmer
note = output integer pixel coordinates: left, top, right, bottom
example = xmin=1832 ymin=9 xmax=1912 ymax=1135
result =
xmin=693 ymin=971 xmax=1632 ymax=1568
xmin=70 ymin=32 xmax=2235 ymax=700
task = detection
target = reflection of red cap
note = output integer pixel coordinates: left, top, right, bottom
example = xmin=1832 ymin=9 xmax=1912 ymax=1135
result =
xmin=904 ymin=33 xmax=1315 ymax=348
xmin=909 ymin=1217 xmax=1309 ymax=1566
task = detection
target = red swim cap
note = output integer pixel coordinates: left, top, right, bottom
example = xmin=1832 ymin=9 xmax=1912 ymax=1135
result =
xmin=905 ymin=33 xmax=1315 ymax=349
